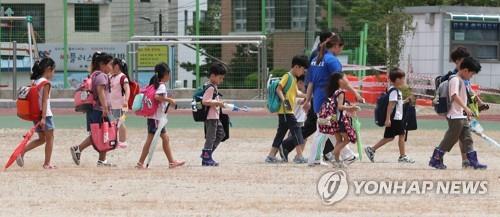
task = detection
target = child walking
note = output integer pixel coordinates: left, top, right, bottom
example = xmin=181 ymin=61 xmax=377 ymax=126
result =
xmin=317 ymin=73 xmax=359 ymax=168
xmin=265 ymin=55 xmax=309 ymax=164
xmin=110 ymin=58 xmax=130 ymax=147
xmin=70 ymin=52 xmax=116 ymax=167
xmin=200 ymin=63 xmax=227 ymax=166
xmin=365 ymin=68 xmax=415 ymax=163
xmin=428 ymin=57 xmax=487 ymax=170
xmin=136 ymin=63 xmax=185 ymax=169
xmin=290 ymin=75 xmax=307 ymax=163
xmin=16 ymin=58 xmax=57 ymax=169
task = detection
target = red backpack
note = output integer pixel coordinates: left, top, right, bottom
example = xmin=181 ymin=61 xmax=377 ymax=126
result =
xmin=74 ymin=74 xmax=96 ymax=113
xmin=16 ymin=81 xmax=49 ymax=121
xmin=119 ymin=75 xmax=140 ymax=109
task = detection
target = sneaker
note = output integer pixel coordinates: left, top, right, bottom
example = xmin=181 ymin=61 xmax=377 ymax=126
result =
xmin=265 ymin=156 xmax=281 ymax=164
xmin=398 ymin=155 xmax=415 ymax=164
xmin=293 ymin=156 xmax=308 ymax=164
xmin=344 ymin=155 xmax=357 ymax=165
xmin=323 ymin=152 xmax=334 ymax=162
xmin=462 ymin=160 xmax=471 ymax=169
xmin=364 ymin=147 xmax=375 ymax=163
xmin=16 ymin=155 xmax=24 ymax=167
xmin=97 ymin=160 xmax=117 ymax=167
xmin=278 ymin=145 xmax=287 ymax=162
xmin=333 ymin=160 xmax=346 ymax=168
xmin=70 ymin=146 xmax=81 ymax=166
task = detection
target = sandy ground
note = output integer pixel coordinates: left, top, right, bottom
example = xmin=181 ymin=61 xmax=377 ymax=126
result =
xmin=0 ymin=128 xmax=499 ymax=217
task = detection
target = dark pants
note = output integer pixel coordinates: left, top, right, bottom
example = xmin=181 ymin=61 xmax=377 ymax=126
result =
xmin=281 ymin=100 xmax=334 ymax=154
xmin=272 ymin=114 xmax=304 ymax=148
xmin=204 ymin=119 xmax=225 ymax=150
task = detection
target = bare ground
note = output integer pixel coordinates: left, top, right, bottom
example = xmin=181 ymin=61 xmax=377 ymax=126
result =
xmin=0 ymin=128 xmax=499 ymax=217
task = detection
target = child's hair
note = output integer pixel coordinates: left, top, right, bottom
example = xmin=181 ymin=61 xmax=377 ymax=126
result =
xmin=326 ymin=73 xmax=344 ymax=97
xmin=208 ymin=62 xmax=226 ymax=76
xmin=149 ymin=62 xmax=170 ymax=89
xmin=31 ymin=57 xmax=55 ymax=80
xmin=90 ymin=51 xmax=113 ymax=73
xmin=459 ymin=57 xmax=481 ymax=73
xmin=389 ymin=68 xmax=406 ymax=82
xmin=450 ymin=46 xmax=470 ymax=63
xmin=112 ymin=58 xmax=131 ymax=81
xmin=297 ymin=75 xmax=305 ymax=82
xmin=316 ymin=33 xmax=344 ymax=65
xmin=292 ymin=55 xmax=309 ymax=69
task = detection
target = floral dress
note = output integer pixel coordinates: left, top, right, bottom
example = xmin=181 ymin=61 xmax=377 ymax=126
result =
xmin=318 ymin=89 xmax=357 ymax=143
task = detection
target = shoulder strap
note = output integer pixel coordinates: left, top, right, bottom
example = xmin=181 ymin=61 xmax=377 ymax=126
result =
xmin=36 ymin=80 xmax=50 ymax=91
xmin=204 ymin=83 xmax=218 ymax=100
xmin=283 ymin=72 xmax=293 ymax=94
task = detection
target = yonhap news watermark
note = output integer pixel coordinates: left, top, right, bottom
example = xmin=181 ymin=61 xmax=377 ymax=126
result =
xmin=316 ymin=170 xmax=488 ymax=205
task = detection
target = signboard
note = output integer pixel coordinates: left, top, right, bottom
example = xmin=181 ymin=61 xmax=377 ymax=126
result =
xmin=138 ymin=46 xmax=169 ymax=67
xmin=38 ymin=43 xmax=127 ymax=71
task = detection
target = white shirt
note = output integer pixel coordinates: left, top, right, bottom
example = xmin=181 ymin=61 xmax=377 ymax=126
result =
xmin=447 ymin=76 xmax=467 ymax=119
xmin=148 ymin=83 xmax=169 ymax=120
xmin=388 ymin=86 xmax=403 ymax=121
xmin=34 ymin=78 xmax=52 ymax=117
xmin=294 ymin=98 xmax=306 ymax=123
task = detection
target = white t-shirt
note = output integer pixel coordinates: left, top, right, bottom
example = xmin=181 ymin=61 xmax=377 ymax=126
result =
xmin=294 ymin=98 xmax=306 ymax=123
xmin=388 ymin=86 xmax=403 ymax=121
xmin=447 ymin=76 xmax=467 ymax=119
xmin=34 ymin=78 xmax=52 ymax=117
xmin=148 ymin=83 xmax=169 ymax=120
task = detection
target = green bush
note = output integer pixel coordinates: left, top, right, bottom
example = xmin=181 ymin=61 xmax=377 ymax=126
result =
xmin=481 ymin=93 xmax=500 ymax=104
xmin=244 ymin=73 xmax=258 ymax=89
xmin=269 ymin=68 xmax=288 ymax=78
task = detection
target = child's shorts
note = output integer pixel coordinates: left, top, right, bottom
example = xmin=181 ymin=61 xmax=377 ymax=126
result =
xmin=33 ymin=116 xmax=55 ymax=132
xmin=111 ymin=109 xmax=123 ymax=120
xmin=384 ymin=120 xmax=405 ymax=138
xmin=86 ymin=109 xmax=105 ymax=132
xmin=147 ymin=119 xmax=166 ymax=134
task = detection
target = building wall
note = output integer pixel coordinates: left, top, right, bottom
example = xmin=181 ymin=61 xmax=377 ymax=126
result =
xmin=401 ymin=12 xmax=500 ymax=88
xmin=272 ymin=31 xmax=305 ymax=70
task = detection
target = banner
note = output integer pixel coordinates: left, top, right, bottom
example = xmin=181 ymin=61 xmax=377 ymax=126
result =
xmin=38 ymin=43 xmax=127 ymax=71
xmin=138 ymin=46 xmax=169 ymax=67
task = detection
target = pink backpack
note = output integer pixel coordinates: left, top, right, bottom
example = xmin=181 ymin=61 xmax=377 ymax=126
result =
xmin=74 ymin=73 xmax=96 ymax=112
xmin=90 ymin=119 xmax=118 ymax=152
xmin=134 ymin=84 xmax=159 ymax=117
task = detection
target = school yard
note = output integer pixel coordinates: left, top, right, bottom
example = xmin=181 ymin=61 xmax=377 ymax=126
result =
xmin=0 ymin=108 xmax=499 ymax=217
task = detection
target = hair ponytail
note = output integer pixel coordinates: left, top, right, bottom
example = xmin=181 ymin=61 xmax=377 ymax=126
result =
xmin=326 ymin=73 xmax=344 ymax=98
xmin=113 ymin=58 xmax=131 ymax=81
xmin=31 ymin=57 xmax=55 ymax=80
xmin=149 ymin=62 xmax=170 ymax=89
xmin=316 ymin=33 xmax=343 ymax=65
xmin=90 ymin=51 xmax=113 ymax=73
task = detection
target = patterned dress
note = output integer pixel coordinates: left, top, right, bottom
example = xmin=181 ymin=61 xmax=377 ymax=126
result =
xmin=318 ymin=89 xmax=357 ymax=143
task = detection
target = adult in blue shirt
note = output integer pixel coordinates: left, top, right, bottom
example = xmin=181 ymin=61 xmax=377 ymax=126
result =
xmin=305 ymin=33 xmax=364 ymax=165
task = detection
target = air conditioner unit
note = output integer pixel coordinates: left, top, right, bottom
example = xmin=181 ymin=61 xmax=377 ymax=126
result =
xmin=67 ymin=0 xmax=112 ymax=4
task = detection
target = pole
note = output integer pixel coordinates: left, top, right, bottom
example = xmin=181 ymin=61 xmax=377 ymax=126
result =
xmin=327 ymin=0 xmax=333 ymax=29
xmin=159 ymin=10 xmax=162 ymax=35
xmin=306 ymin=0 xmax=316 ymax=53
xmin=195 ymin=0 xmax=200 ymax=87
xmin=63 ymin=0 xmax=68 ymax=88
xmin=261 ymin=0 xmax=266 ymax=34
xmin=362 ymin=23 xmax=368 ymax=78
xmin=26 ymin=16 xmax=33 ymax=72
xmin=12 ymin=41 xmax=16 ymax=100
xmin=129 ymin=0 xmax=135 ymax=38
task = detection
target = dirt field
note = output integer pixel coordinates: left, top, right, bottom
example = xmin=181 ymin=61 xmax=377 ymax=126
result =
xmin=0 ymin=128 xmax=499 ymax=217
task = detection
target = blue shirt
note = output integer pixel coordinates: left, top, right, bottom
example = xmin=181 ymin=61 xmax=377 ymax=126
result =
xmin=307 ymin=51 xmax=343 ymax=113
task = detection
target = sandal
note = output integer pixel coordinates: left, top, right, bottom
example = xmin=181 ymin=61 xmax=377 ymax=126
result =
xmin=42 ymin=164 xmax=57 ymax=170
xmin=135 ymin=162 xmax=146 ymax=169
xmin=169 ymin=160 xmax=185 ymax=169
xmin=117 ymin=142 xmax=128 ymax=149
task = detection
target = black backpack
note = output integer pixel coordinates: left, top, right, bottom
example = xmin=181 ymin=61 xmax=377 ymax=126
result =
xmin=434 ymin=71 xmax=454 ymax=90
xmin=192 ymin=84 xmax=219 ymax=122
xmin=374 ymin=87 xmax=398 ymax=127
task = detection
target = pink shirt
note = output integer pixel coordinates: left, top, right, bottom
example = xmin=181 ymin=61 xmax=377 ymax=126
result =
xmin=109 ymin=73 xmax=129 ymax=109
xmin=91 ymin=71 xmax=111 ymax=111
xmin=202 ymin=84 xmax=220 ymax=120
xmin=447 ymin=76 xmax=467 ymax=119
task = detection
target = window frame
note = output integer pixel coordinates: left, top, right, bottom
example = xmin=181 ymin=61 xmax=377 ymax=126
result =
xmin=450 ymin=20 xmax=500 ymax=63
xmin=74 ymin=4 xmax=100 ymax=33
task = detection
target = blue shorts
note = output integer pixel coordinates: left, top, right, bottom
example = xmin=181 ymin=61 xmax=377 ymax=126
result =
xmin=86 ymin=109 xmax=106 ymax=132
xmin=147 ymin=119 xmax=166 ymax=135
xmin=111 ymin=109 xmax=123 ymax=120
xmin=34 ymin=116 xmax=55 ymax=132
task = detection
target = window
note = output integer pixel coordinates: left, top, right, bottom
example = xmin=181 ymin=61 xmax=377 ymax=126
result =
xmin=0 ymin=4 xmax=45 ymax=43
xmin=291 ymin=0 xmax=307 ymax=30
xmin=265 ymin=0 xmax=275 ymax=32
xmin=233 ymin=0 xmax=247 ymax=32
xmin=183 ymin=80 xmax=188 ymax=88
xmin=451 ymin=21 xmax=500 ymax=61
xmin=74 ymin=4 xmax=99 ymax=32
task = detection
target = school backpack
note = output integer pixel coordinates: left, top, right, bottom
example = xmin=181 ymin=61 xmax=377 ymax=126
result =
xmin=192 ymin=84 xmax=218 ymax=122
xmin=74 ymin=73 xmax=96 ymax=112
xmin=266 ymin=72 xmax=293 ymax=113
xmin=119 ymin=75 xmax=140 ymax=109
xmin=433 ymin=75 xmax=462 ymax=116
xmin=434 ymin=71 xmax=454 ymax=90
xmin=134 ymin=84 xmax=159 ymax=117
xmin=374 ymin=87 xmax=398 ymax=127
xmin=16 ymin=80 xmax=49 ymax=121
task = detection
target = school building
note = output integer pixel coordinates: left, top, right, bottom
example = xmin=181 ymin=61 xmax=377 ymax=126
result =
xmin=401 ymin=6 xmax=500 ymax=89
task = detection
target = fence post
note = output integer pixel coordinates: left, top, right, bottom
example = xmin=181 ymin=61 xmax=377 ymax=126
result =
xmin=261 ymin=0 xmax=266 ymax=34
xmin=63 ymin=0 xmax=69 ymax=88
xmin=195 ymin=0 xmax=200 ymax=87
xmin=128 ymin=0 xmax=135 ymax=76
xmin=327 ymin=0 xmax=333 ymax=29
xmin=12 ymin=41 xmax=16 ymax=100
xmin=362 ymin=23 xmax=368 ymax=78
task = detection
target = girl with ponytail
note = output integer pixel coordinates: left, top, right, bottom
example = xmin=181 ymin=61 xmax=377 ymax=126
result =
xmin=17 ymin=57 xmax=57 ymax=169
xmin=135 ymin=62 xmax=185 ymax=169
xmin=110 ymin=58 xmax=130 ymax=147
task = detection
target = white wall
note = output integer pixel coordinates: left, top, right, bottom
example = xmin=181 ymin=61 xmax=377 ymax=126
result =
xmin=401 ymin=13 xmax=500 ymax=89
